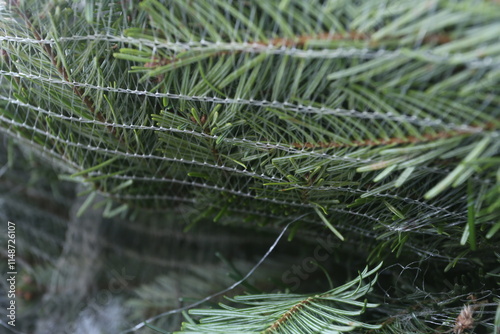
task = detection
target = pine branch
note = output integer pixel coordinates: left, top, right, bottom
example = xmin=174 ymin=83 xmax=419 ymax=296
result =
xmin=1 ymin=1 xmax=499 ymax=332
xmin=13 ymin=1 xmax=128 ymax=145
xmin=177 ymin=264 xmax=382 ymax=334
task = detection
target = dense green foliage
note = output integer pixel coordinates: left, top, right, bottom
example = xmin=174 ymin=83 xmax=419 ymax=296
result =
xmin=1 ymin=0 xmax=499 ymax=333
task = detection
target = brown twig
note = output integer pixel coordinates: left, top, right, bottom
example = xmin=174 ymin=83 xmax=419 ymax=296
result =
xmin=256 ymin=31 xmax=451 ymax=48
xmin=264 ymin=31 xmax=371 ymax=48
xmin=264 ymin=297 xmax=314 ymax=333
xmin=140 ymin=29 xmax=453 ymax=79
xmin=291 ymin=123 xmax=496 ymax=150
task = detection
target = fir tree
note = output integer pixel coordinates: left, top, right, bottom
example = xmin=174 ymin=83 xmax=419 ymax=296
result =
xmin=0 ymin=0 xmax=499 ymax=333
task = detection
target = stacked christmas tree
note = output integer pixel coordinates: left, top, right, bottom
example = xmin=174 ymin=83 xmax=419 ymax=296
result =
xmin=1 ymin=0 xmax=499 ymax=333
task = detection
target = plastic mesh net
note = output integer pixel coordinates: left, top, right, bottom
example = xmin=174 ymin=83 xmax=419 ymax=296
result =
xmin=1 ymin=0 xmax=499 ymax=253
xmin=0 ymin=0 xmax=499 ymax=333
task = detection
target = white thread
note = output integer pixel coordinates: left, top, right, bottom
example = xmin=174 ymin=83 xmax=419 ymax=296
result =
xmin=121 ymin=215 xmax=308 ymax=333
xmin=0 ymin=71 xmax=490 ymax=131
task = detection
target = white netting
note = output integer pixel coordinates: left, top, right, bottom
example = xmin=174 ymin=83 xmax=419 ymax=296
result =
xmin=0 ymin=0 xmax=499 ymax=333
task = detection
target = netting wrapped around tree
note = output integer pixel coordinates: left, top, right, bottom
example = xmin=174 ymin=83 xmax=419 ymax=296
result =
xmin=0 ymin=0 xmax=499 ymax=333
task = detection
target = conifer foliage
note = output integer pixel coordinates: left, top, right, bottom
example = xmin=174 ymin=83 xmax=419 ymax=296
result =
xmin=0 ymin=0 xmax=499 ymax=333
